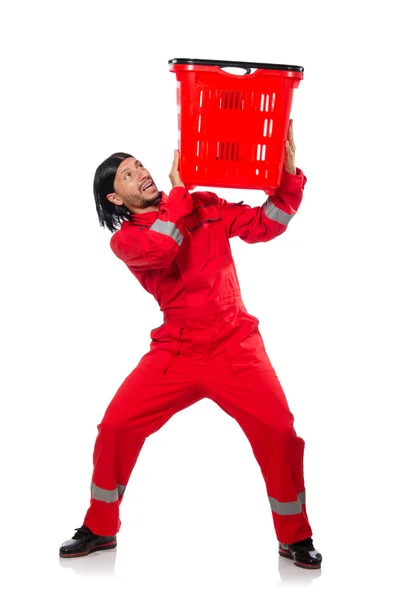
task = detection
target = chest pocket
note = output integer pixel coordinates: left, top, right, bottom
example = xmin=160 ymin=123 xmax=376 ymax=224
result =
xmin=183 ymin=202 xmax=230 ymax=258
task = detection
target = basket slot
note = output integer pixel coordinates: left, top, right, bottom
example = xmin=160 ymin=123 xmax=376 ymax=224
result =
xmin=195 ymin=139 xmax=209 ymax=171
xmin=259 ymin=93 xmax=275 ymax=113
xmin=255 ymin=92 xmax=276 ymax=113
xmin=216 ymin=141 xmax=241 ymax=161
xmin=263 ymin=118 xmax=274 ymax=138
xmin=197 ymin=139 xmax=209 ymax=160
xmin=216 ymin=90 xmax=246 ymax=110
xmin=256 ymin=144 xmax=267 ymax=161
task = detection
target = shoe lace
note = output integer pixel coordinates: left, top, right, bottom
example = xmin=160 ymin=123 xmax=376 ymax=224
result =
xmin=72 ymin=526 xmax=94 ymax=540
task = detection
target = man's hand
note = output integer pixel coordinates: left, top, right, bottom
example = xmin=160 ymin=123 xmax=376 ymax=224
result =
xmin=284 ymin=120 xmax=297 ymax=175
xmin=169 ymin=150 xmax=185 ymax=188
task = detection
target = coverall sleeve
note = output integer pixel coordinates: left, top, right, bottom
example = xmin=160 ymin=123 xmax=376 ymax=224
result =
xmin=110 ymin=186 xmax=193 ymax=269
xmin=216 ymin=168 xmax=307 ymax=243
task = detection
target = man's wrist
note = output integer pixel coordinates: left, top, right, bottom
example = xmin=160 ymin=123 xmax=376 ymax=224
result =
xmin=284 ymin=167 xmax=297 ymax=175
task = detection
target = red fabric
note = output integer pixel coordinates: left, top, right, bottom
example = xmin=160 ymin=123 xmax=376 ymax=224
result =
xmin=84 ymin=168 xmax=313 ymax=544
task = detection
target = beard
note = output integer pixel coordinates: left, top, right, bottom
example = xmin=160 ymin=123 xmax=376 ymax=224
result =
xmin=141 ymin=191 xmax=161 ymax=207
xmin=124 ymin=189 xmax=162 ymax=214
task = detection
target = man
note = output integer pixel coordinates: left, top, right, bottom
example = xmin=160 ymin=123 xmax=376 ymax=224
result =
xmin=59 ymin=122 xmax=322 ymax=569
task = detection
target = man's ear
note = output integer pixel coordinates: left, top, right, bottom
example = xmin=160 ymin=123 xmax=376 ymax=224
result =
xmin=107 ymin=193 xmax=123 ymax=206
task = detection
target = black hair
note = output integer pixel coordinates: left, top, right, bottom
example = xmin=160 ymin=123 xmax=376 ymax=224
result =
xmin=93 ymin=152 xmax=134 ymax=233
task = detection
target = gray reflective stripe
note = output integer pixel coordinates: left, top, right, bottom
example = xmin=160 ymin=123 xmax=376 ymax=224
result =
xmin=91 ymin=482 xmax=125 ymax=503
xmin=264 ymin=200 xmax=294 ymax=226
xmin=268 ymin=491 xmax=306 ymax=516
xmin=117 ymin=484 xmax=126 ymax=498
xmin=150 ymin=219 xmax=183 ymax=245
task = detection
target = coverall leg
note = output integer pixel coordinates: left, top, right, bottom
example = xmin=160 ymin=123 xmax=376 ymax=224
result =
xmin=199 ymin=341 xmax=312 ymax=545
xmin=83 ymin=329 xmax=203 ymax=537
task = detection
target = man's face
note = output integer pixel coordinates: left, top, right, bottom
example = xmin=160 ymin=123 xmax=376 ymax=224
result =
xmin=107 ymin=157 xmax=161 ymax=213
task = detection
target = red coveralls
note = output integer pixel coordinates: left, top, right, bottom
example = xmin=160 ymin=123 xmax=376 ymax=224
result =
xmin=83 ymin=168 xmax=313 ymax=545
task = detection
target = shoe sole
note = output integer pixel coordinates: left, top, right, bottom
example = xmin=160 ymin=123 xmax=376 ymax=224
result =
xmin=278 ymin=549 xmax=321 ymax=570
xmin=60 ymin=541 xmax=117 ymax=558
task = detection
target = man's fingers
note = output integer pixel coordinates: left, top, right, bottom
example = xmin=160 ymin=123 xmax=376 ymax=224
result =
xmin=170 ymin=151 xmax=176 ymax=172
xmin=169 ymin=150 xmax=185 ymax=187
xmin=172 ymin=150 xmax=179 ymax=171
xmin=169 ymin=150 xmax=179 ymax=178
xmin=288 ymin=121 xmax=296 ymax=150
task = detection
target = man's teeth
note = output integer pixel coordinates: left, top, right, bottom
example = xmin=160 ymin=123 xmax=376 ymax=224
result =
xmin=143 ymin=182 xmax=153 ymax=191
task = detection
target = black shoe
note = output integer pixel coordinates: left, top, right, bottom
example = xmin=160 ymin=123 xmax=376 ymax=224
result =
xmin=279 ymin=537 xmax=322 ymax=569
xmin=59 ymin=524 xmax=117 ymax=558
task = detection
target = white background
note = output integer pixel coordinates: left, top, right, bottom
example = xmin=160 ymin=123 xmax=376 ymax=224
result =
xmin=1 ymin=0 xmax=396 ymax=598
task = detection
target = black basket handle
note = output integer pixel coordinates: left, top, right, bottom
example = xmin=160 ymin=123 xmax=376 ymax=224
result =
xmin=168 ymin=58 xmax=304 ymax=73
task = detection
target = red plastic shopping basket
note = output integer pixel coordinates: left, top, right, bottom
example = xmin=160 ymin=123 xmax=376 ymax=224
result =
xmin=168 ymin=58 xmax=304 ymax=192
